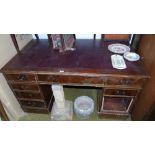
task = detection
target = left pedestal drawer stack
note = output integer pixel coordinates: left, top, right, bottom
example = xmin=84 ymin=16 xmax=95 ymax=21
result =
xmin=4 ymin=73 xmax=54 ymax=113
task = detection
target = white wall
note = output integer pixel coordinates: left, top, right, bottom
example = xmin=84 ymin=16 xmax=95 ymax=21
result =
xmin=75 ymin=34 xmax=101 ymax=39
xmin=15 ymin=34 xmax=33 ymax=50
xmin=0 ymin=34 xmax=32 ymax=120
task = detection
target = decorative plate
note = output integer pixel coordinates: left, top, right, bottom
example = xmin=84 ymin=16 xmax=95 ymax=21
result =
xmin=124 ymin=52 xmax=140 ymax=61
xmin=111 ymin=54 xmax=127 ymax=69
xmin=108 ymin=43 xmax=130 ymax=54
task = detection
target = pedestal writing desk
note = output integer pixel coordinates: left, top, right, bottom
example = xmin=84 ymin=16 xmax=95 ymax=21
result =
xmin=1 ymin=39 xmax=149 ymax=119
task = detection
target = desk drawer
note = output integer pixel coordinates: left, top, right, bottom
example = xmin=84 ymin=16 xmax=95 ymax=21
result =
xmin=20 ymin=100 xmax=45 ymax=108
xmin=5 ymin=74 xmax=36 ymax=82
xmin=106 ymin=77 xmax=144 ymax=87
xmin=15 ymin=91 xmax=42 ymax=100
xmin=100 ymin=97 xmax=133 ymax=114
xmin=37 ymin=74 xmax=106 ymax=85
xmin=104 ymin=89 xmax=138 ymax=97
xmin=37 ymin=74 xmax=144 ymax=87
xmin=21 ymin=106 xmax=50 ymax=113
xmin=11 ymin=83 xmax=39 ymax=91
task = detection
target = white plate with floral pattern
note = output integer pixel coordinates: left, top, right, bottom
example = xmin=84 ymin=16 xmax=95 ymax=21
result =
xmin=108 ymin=43 xmax=130 ymax=54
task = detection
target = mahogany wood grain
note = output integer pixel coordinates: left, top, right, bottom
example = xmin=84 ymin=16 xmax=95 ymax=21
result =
xmin=104 ymin=88 xmax=138 ymax=97
xmin=20 ymin=100 xmax=45 ymax=108
xmin=5 ymin=74 xmax=36 ymax=82
xmin=1 ymin=39 xmax=148 ymax=77
xmin=39 ymin=85 xmax=53 ymax=104
xmin=103 ymin=34 xmax=131 ymax=42
xmin=101 ymin=97 xmax=130 ymax=112
xmin=132 ymin=35 xmax=155 ymax=120
xmin=11 ymin=83 xmax=39 ymax=91
xmin=15 ymin=91 xmax=43 ymax=100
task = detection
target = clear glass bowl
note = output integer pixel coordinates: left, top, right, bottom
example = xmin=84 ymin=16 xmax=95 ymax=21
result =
xmin=74 ymin=96 xmax=94 ymax=119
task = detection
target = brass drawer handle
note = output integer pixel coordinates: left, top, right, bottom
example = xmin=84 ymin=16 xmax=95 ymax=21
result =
xmin=83 ymin=78 xmax=92 ymax=83
xmin=121 ymin=79 xmax=133 ymax=85
xmin=116 ymin=90 xmax=126 ymax=95
xmin=23 ymin=101 xmax=43 ymax=107
xmin=31 ymin=102 xmax=37 ymax=106
xmin=17 ymin=75 xmax=27 ymax=81
xmin=101 ymin=77 xmax=108 ymax=81
xmin=116 ymin=90 xmax=120 ymax=95
xmin=20 ymin=85 xmax=28 ymax=90
xmin=27 ymin=102 xmax=32 ymax=106
xmin=28 ymin=93 xmax=33 ymax=97
xmin=47 ymin=76 xmax=57 ymax=81
xmin=25 ymin=101 xmax=36 ymax=106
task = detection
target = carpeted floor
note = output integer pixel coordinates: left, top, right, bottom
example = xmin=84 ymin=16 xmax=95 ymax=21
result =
xmin=19 ymin=87 xmax=131 ymax=121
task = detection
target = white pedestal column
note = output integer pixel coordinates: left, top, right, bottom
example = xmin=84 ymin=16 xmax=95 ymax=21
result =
xmin=51 ymin=84 xmax=65 ymax=109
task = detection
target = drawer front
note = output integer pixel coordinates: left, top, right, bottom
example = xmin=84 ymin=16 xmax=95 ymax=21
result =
xmin=11 ymin=84 xmax=39 ymax=91
xmin=105 ymin=77 xmax=144 ymax=87
xmin=104 ymin=89 xmax=138 ymax=96
xmin=37 ymin=74 xmax=106 ymax=85
xmin=101 ymin=97 xmax=133 ymax=114
xmin=5 ymin=74 xmax=36 ymax=82
xmin=20 ymin=100 xmax=45 ymax=108
xmin=38 ymin=74 xmax=144 ymax=87
xmin=21 ymin=106 xmax=49 ymax=113
xmin=15 ymin=91 xmax=42 ymax=100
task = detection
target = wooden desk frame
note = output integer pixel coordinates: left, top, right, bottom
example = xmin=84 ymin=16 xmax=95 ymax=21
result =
xmin=1 ymin=39 xmax=149 ymax=119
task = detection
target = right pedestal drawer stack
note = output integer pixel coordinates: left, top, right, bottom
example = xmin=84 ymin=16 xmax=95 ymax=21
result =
xmin=97 ymin=75 xmax=146 ymax=119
